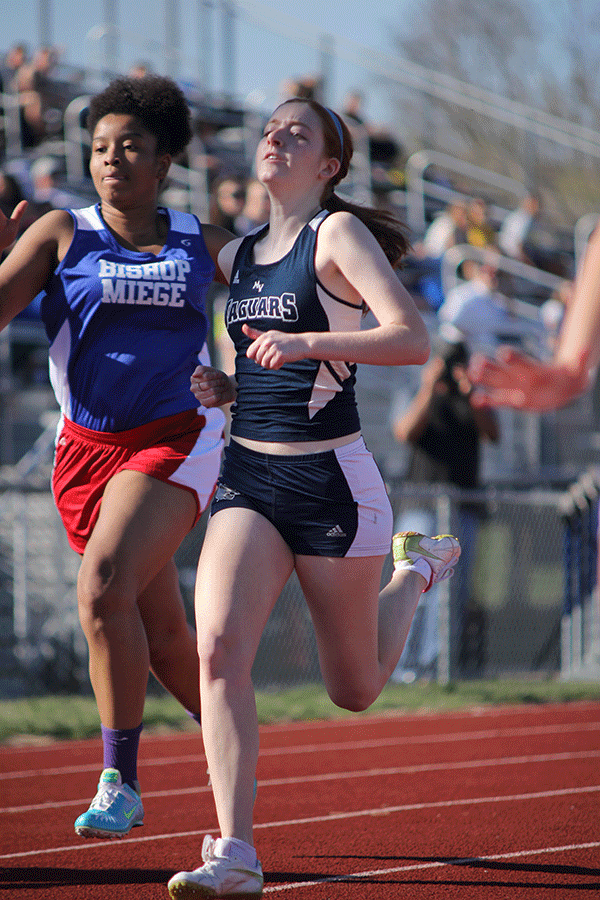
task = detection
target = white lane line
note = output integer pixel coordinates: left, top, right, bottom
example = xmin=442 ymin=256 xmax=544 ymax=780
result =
xmin=1 ymin=783 xmax=599 ymax=861
xmin=261 ymin=840 xmax=600 ymax=892
xmin=3 ymin=748 xmax=600 ymax=815
xmin=2 ymin=719 xmax=600 ymax=781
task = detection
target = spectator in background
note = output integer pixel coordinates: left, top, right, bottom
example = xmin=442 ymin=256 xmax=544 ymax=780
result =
xmin=1 ymin=42 xmax=27 ymax=92
xmin=341 ymin=88 xmax=371 ymax=156
xmin=209 ymin=175 xmax=246 ymax=232
xmin=342 ymin=89 xmax=368 ymax=130
xmin=10 ymin=45 xmax=60 ymax=147
xmin=128 ymin=61 xmax=152 ymax=79
xmin=437 ymin=257 xmax=545 ymax=357
xmin=407 ymin=200 xmax=469 ymax=312
xmin=233 ymin=177 xmax=270 ymax=236
xmin=466 ymin=197 xmax=497 ymax=249
xmin=341 ymin=88 xmax=405 ymax=199
xmin=0 ymin=170 xmax=26 ymax=258
xmin=498 ymin=190 xmax=541 ymax=263
xmin=2 ymin=43 xmax=39 ymax=148
xmin=391 ymin=337 xmax=498 ymax=679
xmin=421 ymin=200 xmax=469 ymax=259
xmin=279 ymin=74 xmax=323 ymax=102
xmin=29 ymin=155 xmax=89 ymax=211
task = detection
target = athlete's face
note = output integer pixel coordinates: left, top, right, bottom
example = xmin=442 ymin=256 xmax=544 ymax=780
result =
xmin=90 ymin=114 xmax=170 ymax=209
xmin=256 ymin=102 xmax=339 ymax=194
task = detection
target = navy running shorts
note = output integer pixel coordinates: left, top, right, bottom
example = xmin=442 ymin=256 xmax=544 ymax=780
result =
xmin=210 ymin=436 xmax=393 ymax=557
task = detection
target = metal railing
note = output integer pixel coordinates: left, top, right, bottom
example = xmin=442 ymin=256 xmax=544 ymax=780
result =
xmin=404 ymin=149 xmax=528 ymax=237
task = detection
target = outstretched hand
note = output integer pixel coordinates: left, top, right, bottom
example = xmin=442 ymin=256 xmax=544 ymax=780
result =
xmin=242 ymin=323 xmax=309 ymax=369
xmin=468 ymin=346 xmax=591 ymax=412
xmin=190 ymin=365 xmax=236 ymax=407
xmin=0 ymin=200 xmax=28 ymax=252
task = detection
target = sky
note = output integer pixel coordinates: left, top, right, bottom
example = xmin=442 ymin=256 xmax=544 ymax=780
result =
xmin=2 ymin=0 xmax=406 ymax=131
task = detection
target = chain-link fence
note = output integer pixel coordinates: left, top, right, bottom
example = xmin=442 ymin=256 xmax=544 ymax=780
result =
xmin=2 ymin=473 xmax=596 ymax=697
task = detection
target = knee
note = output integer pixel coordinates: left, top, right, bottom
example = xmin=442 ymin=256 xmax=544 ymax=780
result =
xmin=198 ymin=628 xmax=252 ymax=687
xmin=77 ymin=556 xmax=130 ymax=626
xmin=326 ymin=680 xmax=377 ymax=713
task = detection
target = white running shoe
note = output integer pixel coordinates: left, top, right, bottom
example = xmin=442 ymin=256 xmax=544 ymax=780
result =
xmin=168 ymin=835 xmax=263 ymax=898
xmin=392 ymin=531 xmax=461 ymax=592
xmin=74 ymin=768 xmax=143 ymax=838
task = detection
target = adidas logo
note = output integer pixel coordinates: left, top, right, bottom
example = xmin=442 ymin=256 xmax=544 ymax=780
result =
xmin=214 ymin=483 xmax=240 ymax=502
xmin=326 ymin=524 xmax=346 ymax=537
xmin=232 ymin=270 xmax=240 ymax=284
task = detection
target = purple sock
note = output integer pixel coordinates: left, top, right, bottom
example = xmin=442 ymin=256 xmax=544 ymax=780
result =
xmin=101 ymin=723 xmax=143 ymax=790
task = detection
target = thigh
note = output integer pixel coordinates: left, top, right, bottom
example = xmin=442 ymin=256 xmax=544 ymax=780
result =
xmin=81 ymin=469 xmax=197 ymax=595
xmin=195 ymin=506 xmax=295 ymax=670
xmin=295 ymin=553 xmax=386 ymax=687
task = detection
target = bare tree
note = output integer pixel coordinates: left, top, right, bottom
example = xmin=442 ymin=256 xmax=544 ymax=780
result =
xmin=391 ymin=0 xmax=600 ymax=224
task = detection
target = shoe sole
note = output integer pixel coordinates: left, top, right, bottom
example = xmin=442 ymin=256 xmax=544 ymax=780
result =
xmin=168 ymin=885 xmax=262 ymax=899
xmin=75 ymin=820 xmax=143 ymax=839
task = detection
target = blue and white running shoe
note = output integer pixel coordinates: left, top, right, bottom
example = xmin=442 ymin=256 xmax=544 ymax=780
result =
xmin=74 ymin=768 xmax=144 ymax=838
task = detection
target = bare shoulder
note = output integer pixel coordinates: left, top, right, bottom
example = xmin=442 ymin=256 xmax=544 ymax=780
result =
xmin=318 ymin=209 xmax=376 ymax=250
xmin=28 ymin=207 xmax=73 ymax=237
xmin=10 ymin=208 xmax=73 ymax=259
xmin=317 ymin=210 xmax=382 ymax=273
xmin=201 ymin=223 xmax=235 ymax=254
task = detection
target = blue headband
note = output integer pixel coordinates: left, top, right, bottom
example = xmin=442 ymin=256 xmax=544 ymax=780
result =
xmin=325 ymin=107 xmax=344 ymax=161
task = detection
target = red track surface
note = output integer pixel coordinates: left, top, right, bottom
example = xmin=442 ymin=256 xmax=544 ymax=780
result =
xmin=1 ymin=701 xmax=600 ymax=899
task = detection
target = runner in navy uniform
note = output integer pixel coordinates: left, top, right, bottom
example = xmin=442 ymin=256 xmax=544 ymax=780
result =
xmin=168 ymin=98 xmax=461 ymax=898
xmin=0 ymin=75 xmax=232 ymax=839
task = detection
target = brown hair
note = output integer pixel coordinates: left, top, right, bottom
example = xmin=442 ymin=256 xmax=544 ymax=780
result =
xmin=276 ymin=97 xmax=410 ymax=267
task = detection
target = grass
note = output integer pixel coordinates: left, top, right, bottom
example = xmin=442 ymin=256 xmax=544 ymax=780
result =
xmin=1 ymin=678 xmax=599 ymax=744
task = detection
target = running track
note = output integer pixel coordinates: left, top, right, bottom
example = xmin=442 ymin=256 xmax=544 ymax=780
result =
xmin=1 ymin=701 xmax=600 ymax=898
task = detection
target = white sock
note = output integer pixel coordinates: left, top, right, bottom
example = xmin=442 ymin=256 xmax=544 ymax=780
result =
xmin=216 ymin=837 xmax=258 ymax=866
xmin=393 ymin=555 xmax=432 ymax=589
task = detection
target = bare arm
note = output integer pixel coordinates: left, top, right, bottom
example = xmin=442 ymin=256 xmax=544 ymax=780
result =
xmin=469 ymin=227 xmax=600 ymax=411
xmin=0 ymin=207 xmax=72 ymax=331
xmin=555 ymin=224 xmax=600 ymax=373
xmin=245 ymin=212 xmax=430 ymax=370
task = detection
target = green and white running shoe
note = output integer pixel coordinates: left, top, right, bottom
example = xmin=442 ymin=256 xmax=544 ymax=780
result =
xmin=168 ymin=835 xmax=264 ymax=898
xmin=392 ymin=531 xmax=461 ymax=592
xmin=74 ymin=768 xmax=144 ymax=839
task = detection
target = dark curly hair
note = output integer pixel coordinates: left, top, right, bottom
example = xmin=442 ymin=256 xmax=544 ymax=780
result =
xmin=87 ymin=75 xmax=192 ymax=156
